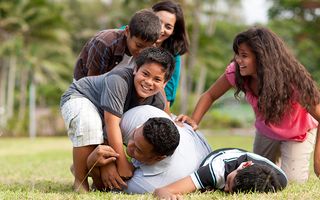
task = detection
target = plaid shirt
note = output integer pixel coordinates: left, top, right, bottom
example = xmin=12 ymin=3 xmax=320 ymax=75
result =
xmin=73 ymin=29 xmax=128 ymax=80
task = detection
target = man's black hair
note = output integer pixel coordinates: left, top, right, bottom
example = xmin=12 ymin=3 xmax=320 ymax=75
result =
xmin=142 ymin=117 xmax=179 ymax=156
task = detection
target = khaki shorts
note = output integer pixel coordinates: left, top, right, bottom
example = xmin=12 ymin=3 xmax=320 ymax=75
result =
xmin=61 ymin=97 xmax=104 ymax=147
xmin=253 ymin=129 xmax=316 ymax=183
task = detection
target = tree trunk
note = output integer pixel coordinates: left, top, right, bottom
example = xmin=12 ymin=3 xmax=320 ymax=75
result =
xmin=18 ymin=68 xmax=28 ymax=120
xmin=195 ymin=67 xmax=207 ymax=98
xmin=182 ymin=0 xmax=201 ymax=113
xmin=206 ymin=2 xmax=217 ymax=36
xmin=0 ymin=59 xmax=8 ymax=127
xmin=7 ymin=55 xmax=17 ymax=119
xmin=179 ymin=56 xmax=188 ymax=113
xmin=186 ymin=3 xmax=200 ymax=92
xmin=29 ymin=77 xmax=36 ymax=138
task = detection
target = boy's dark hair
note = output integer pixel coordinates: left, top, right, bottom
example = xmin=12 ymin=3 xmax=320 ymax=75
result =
xmin=135 ymin=47 xmax=175 ymax=82
xmin=142 ymin=117 xmax=179 ymax=156
xmin=152 ymin=0 xmax=189 ymax=55
xmin=232 ymin=163 xmax=283 ymax=193
xmin=129 ymin=9 xmax=161 ymax=43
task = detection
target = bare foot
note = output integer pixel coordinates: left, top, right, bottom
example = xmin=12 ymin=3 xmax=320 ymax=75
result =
xmin=73 ymin=179 xmax=89 ymax=192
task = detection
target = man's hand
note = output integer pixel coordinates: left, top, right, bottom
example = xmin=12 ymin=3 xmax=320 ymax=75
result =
xmin=117 ymin=161 xmax=134 ymax=180
xmin=87 ymin=145 xmax=119 ymax=169
xmin=154 ymin=188 xmax=183 ymax=200
xmin=100 ymin=162 xmax=127 ymax=190
xmin=175 ymin=114 xmax=198 ymax=130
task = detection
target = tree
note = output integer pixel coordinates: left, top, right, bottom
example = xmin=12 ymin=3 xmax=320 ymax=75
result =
xmin=177 ymin=0 xmax=243 ymax=113
xmin=0 ymin=0 xmax=73 ymax=136
xmin=268 ymin=0 xmax=320 ymax=82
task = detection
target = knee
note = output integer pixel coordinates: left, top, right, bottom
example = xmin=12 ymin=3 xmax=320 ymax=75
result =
xmin=282 ymin=162 xmax=309 ymax=183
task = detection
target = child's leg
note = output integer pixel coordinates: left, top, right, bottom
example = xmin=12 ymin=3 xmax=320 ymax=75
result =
xmin=253 ymin=130 xmax=281 ymax=164
xmin=61 ymin=97 xmax=105 ymax=191
xmin=73 ymin=145 xmax=96 ymax=192
xmin=280 ymin=129 xmax=316 ymax=183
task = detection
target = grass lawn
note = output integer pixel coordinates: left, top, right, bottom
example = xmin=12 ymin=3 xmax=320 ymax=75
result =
xmin=1 ymin=134 xmax=320 ymax=200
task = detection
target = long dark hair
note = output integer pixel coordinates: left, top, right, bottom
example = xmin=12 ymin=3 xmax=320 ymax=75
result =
xmin=233 ymin=26 xmax=320 ymax=123
xmin=152 ymin=0 xmax=189 ymax=56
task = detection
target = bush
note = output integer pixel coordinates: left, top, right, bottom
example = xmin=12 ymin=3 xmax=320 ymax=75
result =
xmin=201 ymin=110 xmax=244 ymax=129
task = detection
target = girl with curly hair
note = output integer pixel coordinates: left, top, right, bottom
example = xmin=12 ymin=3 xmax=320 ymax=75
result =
xmin=177 ymin=26 xmax=320 ymax=183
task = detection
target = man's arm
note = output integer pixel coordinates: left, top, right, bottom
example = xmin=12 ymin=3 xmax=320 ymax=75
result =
xmin=154 ymin=156 xmax=224 ymax=199
xmin=153 ymin=176 xmax=196 ymax=199
xmin=104 ymin=111 xmax=134 ymax=178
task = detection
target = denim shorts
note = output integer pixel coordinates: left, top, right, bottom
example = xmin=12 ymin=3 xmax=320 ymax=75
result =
xmin=61 ymin=97 xmax=104 ymax=147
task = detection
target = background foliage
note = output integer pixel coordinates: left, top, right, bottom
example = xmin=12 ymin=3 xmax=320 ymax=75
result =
xmin=0 ymin=0 xmax=319 ymax=136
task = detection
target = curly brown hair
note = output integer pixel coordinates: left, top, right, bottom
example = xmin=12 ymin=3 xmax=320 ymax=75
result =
xmin=232 ymin=26 xmax=320 ymax=123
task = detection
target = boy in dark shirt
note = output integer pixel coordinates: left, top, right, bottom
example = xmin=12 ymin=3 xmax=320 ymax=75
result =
xmin=74 ymin=9 xmax=161 ymax=80
xmin=61 ymin=47 xmax=175 ymax=192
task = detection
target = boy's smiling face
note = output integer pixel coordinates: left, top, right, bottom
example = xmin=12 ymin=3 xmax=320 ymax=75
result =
xmin=133 ymin=62 xmax=166 ymax=101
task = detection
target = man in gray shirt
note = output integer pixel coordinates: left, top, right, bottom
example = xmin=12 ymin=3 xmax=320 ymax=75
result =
xmin=121 ymin=105 xmax=212 ymax=193
xmin=87 ymin=105 xmax=212 ymax=193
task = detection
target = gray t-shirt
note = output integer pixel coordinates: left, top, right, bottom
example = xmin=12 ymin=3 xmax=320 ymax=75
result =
xmin=60 ymin=67 xmax=165 ymax=120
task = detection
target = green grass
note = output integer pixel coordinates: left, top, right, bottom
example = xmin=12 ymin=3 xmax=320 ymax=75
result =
xmin=1 ymin=135 xmax=320 ymax=200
